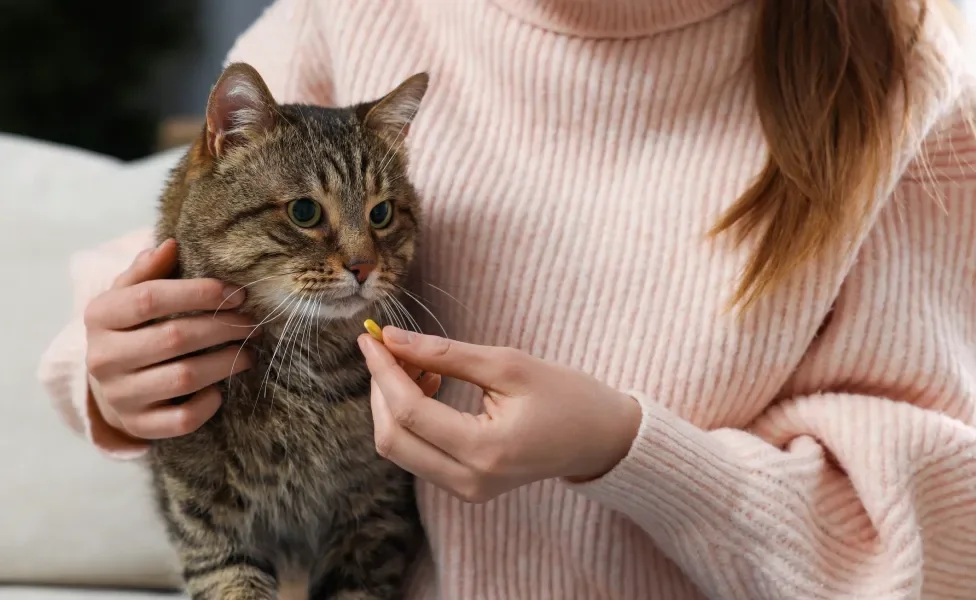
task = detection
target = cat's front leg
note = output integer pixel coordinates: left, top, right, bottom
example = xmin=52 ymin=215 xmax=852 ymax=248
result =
xmin=157 ymin=486 xmax=277 ymax=600
xmin=308 ymin=483 xmax=423 ymax=600
xmin=179 ymin=548 xmax=278 ymax=600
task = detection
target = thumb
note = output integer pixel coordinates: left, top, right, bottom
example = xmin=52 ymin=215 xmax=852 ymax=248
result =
xmin=380 ymin=327 xmax=503 ymax=390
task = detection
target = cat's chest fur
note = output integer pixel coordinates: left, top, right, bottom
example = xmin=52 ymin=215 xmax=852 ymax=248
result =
xmin=149 ymin=323 xmax=390 ymax=558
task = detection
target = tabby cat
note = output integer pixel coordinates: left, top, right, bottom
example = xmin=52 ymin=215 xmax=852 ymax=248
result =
xmin=149 ymin=62 xmax=429 ymax=600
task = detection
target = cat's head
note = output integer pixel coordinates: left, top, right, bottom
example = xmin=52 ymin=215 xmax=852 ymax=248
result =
xmin=170 ymin=63 xmax=428 ymax=323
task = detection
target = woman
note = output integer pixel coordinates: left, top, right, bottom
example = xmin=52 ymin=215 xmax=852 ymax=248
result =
xmin=39 ymin=0 xmax=976 ymax=598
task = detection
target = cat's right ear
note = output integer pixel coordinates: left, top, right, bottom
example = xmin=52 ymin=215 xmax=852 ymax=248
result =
xmin=357 ymin=72 xmax=430 ymax=142
xmin=205 ymin=62 xmax=277 ymax=158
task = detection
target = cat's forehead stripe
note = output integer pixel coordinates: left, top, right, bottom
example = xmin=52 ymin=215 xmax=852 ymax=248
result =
xmin=358 ymin=150 xmax=369 ymax=188
xmin=318 ymin=145 xmax=346 ymax=186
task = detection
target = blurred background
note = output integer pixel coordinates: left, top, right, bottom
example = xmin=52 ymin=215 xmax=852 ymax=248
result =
xmin=0 ymin=0 xmax=973 ymax=162
xmin=0 ymin=0 xmax=272 ymax=161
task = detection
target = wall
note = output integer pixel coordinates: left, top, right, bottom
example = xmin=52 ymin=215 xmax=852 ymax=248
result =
xmin=156 ymin=0 xmax=272 ymax=118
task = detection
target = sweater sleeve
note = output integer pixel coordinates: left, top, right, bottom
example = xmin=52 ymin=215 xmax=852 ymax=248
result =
xmin=571 ymin=115 xmax=976 ymax=598
xmin=37 ymin=229 xmax=155 ymax=458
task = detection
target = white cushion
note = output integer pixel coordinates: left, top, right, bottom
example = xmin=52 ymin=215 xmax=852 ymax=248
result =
xmin=0 ymin=587 xmax=183 ymax=600
xmin=0 ymin=134 xmax=184 ymax=589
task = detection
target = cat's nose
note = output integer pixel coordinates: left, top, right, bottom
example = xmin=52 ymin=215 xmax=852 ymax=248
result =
xmin=344 ymin=260 xmax=376 ymax=284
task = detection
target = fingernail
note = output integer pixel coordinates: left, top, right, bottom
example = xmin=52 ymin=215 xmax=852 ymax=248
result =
xmin=358 ymin=335 xmax=376 ymax=357
xmin=383 ymin=327 xmax=415 ymax=344
xmin=223 ymin=286 xmax=246 ymax=306
xmin=150 ymin=238 xmax=169 ymax=255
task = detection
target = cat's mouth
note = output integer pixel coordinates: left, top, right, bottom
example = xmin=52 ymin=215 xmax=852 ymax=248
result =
xmin=279 ymin=285 xmax=382 ymax=322
xmin=259 ymin=271 xmax=393 ymax=323
xmin=312 ymin=294 xmax=372 ymax=320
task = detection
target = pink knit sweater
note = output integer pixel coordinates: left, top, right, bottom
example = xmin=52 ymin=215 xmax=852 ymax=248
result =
xmin=37 ymin=1 xmax=976 ymax=598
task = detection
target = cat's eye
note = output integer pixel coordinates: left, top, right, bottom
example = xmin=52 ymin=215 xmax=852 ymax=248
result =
xmin=369 ymin=200 xmax=394 ymax=229
xmin=287 ymin=198 xmax=322 ymax=228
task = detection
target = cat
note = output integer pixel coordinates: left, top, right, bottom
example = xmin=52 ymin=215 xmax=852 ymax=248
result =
xmin=149 ymin=62 xmax=429 ymax=600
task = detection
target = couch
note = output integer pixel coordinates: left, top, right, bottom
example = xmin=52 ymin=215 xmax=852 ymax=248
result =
xmin=0 ymin=133 xmax=187 ymax=599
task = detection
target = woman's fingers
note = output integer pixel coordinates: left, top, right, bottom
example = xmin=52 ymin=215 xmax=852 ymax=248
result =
xmin=361 ymin=335 xmax=480 ymax=458
xmin=402 ymin=362 xmax=423 ymax=381
xmin=400 ymin=362 xmax=442 ymax=397
xmin=97 ymin=313 xmax=260 ymax=373
xmin=110 ymin=239 xmax=177 ymax=290
xmin=86 ymin=277 xmax=247 ymax=330
xmin=370 ymin=380 xmax=480 ymax=500
xmin=417 ymin=371 xmax=442 ymax=397
xmin=121 ymin=385 xmax=224 ymax=439
xmin=379 ymin=326 xmax=529 ymax=392
xmin=107 ymin=344 xmax=254 ymax=410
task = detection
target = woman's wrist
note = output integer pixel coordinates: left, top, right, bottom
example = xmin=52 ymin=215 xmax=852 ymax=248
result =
xmin=565 ymin=391 xmax=642 ymax=483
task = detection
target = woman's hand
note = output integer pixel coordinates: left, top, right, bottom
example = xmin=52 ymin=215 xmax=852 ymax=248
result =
xmin=359 ymin=327 xmax=642 ymax=503
xmin=83 ymin=239 xmax=259 ymax=441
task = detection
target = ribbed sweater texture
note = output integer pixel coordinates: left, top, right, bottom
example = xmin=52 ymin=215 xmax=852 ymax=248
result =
xmin=38 ymin=1 xmax=976 ymax=598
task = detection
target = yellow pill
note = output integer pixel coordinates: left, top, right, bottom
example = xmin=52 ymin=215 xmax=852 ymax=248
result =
xmin=364 ymin=319 xmax=383 ymax=342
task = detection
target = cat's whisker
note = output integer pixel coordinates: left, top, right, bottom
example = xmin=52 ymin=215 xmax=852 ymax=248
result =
xmin=281 ymin=298 xmax=304 ymax=394
xmin=395 ymin=286 xmax=434 ymax=314
xmin=281 ymin=297 xmax=313 ymax=404
xmin=394 ymin=284 xmax=448 ymax=339
xmin=387 ymin=292 xmax=422 ymax=335
xmin=298 ymin=295 xmax=318 ymax=391
xmin=309 ymin=292 xmax=324 ymax=388
xmin=382 ymin=295 xmax=408 ymax=332
xmin=377 ymin=119 xmax=412 ymax=175
xmin=393 ymin=300 xmax=417 ymax=333
xmin=295 ymin=296 xmax=318 ymax=391
xmin=291 ymin=298 xmax=314 ymax=392
xmin=253 ymin=293 xmax=302 ymax=419
xmin=382 ymin=172 xmax=408 ymax=188
xmin=267 ymin=306 xmax=308 ymax=415
xmin=258 ymin=289 xmax=307 ymax=409
xmin=385 ymin=291 xmax=443 ymax=401
xmin=378 ymin=299 xmax=392 ymax=330
xmin=384 ymin=296 xmax=404 ymax=332
xmin=411 ymin=281 xmax=486 ymax=338
xmin=313 ymin=293 xmax=324 ymax=368
xmin=212 ymin=270 xmax=304 ymax=317
xmin=377 ymin=299 xmax=391 ymax=331
xmin=419 ymin=280 xmax=476 ymax=318
xmin=227 ymin=288 xmax=301 ymax=382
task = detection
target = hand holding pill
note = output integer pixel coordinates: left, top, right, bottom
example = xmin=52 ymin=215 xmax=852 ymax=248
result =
xmin=363 ymin=318 xmax=440 ymax=393
xmin=357 ymin=326 xmax=641 ymax=503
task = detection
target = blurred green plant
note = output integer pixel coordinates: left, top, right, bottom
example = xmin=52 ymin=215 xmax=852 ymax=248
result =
xmin=0 ymin=0 xmax=200 ymax=160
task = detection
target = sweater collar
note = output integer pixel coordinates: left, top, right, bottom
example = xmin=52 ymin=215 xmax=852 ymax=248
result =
xmin=489 ymin=0 xmax=747 ymax=38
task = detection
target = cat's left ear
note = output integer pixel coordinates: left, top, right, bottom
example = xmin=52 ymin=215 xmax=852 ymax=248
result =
xmin=358 ymin=72 xmax=430 ymax=141
xmin=205 ymin=62 xmax=278 ymax=158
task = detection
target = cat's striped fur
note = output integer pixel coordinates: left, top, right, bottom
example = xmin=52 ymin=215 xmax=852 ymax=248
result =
xmin=149 ymin=63 xmax=429 ymax=600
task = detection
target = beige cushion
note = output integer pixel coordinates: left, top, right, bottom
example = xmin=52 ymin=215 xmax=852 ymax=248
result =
xmin=0 ymin=134 xmax=183 ymax=589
